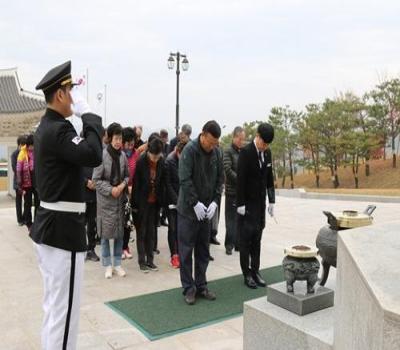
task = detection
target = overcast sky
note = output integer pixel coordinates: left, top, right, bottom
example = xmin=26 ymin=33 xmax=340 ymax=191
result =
xmin=1 ymin=0 xmax=400 ymax=138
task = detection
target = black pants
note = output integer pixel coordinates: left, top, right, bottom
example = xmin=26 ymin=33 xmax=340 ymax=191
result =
xmin=238 ymin=215 xmax=263 ymax=277
xmin=85 ymin=201 xmax=97 ymax=251
xmin=23 ymin=188 xmax=39 ymax=226
xmin=136 ymin=203 xmax=157 ymax=265
xmin=123 ymin=212 xmax=131 ymax=250
xmin=224 ymin=195 xmax=239 ymax=250
xmin=178 ymin=213 xmax=211 ymax=294
xmin=167 ymin=209 xmax=178 ymax=256
xmin=15 ymin=190 xmax=23 ymax=224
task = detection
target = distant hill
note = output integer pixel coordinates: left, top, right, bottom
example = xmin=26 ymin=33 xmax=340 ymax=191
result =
xmin=277 ymin=159 xmax=400 ymax=191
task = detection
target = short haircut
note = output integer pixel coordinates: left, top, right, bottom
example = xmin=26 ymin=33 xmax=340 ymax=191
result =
xmin=181 ymin=124 xmax=192 ymax=136
xmin=122 ymin=127 xmax=136 ymax=143
xmin=17 ymin=135 xmax=27 ymax=146
xmin=160 ymin=129 xmax=168 ymax=138
xmin=107 ymin=122 xmax=123 ymax=140
xmin=44 ymin=86 xmax=68 ymax=104
xmin=148 ymin=137 xmax=163 ymax=155
xmin=202 ymin=120 xmax=221 ymax=139
xmin=148 ymin=132 xmax=160 ymax=144
xmin=26 ymin=134 xmax=34 ymax=146
xmin=233 ymin=126 xmax=244 ymax=137
xmin=176 ymin=141 xmax=187 ymax=153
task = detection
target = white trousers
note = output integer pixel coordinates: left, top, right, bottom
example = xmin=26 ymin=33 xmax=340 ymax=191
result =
xmin=34 ymin=243 xmax=85 ymax=350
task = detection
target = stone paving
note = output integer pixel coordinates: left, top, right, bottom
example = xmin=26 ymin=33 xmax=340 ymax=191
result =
xmin=0 ymin=192 xmax=398 ymax=349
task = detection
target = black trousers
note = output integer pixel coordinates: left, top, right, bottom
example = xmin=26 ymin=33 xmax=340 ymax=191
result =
xmin=123 ymin=212 xmax=131 ymax=250
xmin=136 ymin=203 xmax=157 ymax=265
xmin=178 ymin=213 xmax=211 ymax=294
xmin=167 ymin=209 xmax=178 ymax=256
xmin=23 ymin=188 xmax=39 ymax=226
xmin=224 ymin=194 xmax=239 ymax=250
xmin=238 ymin=214 xmax=263 ymax=277
xmin=85 ymin=201 xmax=97 ymax=251
xmin=15 ymin=190 xmax=23 ymax=224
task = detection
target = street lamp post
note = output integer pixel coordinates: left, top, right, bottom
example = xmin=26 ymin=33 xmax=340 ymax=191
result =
xmin=168 ymin=51 xmax=189 ymax=137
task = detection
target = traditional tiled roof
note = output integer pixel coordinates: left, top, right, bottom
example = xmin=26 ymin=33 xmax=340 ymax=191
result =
xmin=0 ymin=68 xmax=45 ymax=114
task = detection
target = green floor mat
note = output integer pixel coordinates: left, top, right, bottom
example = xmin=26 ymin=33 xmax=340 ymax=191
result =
xmin=106 ymin=265 xmax=284 ymax=340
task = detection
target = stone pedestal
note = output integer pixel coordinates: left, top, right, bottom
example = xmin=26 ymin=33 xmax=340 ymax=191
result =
xmin=243 ymin=297 xmax=333 ymax=350
xmin=267 ymin=282 xmax=334 ymax=316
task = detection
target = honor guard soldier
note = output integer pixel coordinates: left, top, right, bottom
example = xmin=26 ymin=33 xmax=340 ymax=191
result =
xmin=30 ymin=61 xmax=103 ymax=350
xmin=236 ymin=123 xmax=275 ymax=289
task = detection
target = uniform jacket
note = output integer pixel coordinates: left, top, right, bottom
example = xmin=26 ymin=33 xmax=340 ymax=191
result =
xmin=177 ymin=136 xmax=224 ymax=221
xmin=29 ymin=108 xmax=103 ymax=252
xmin=223 ymin=143 xmax=240 ymax=197
xmin=92 ymin=148 xmax=129 ymax=240
xmin=236 ymin=141 xmax=275 ymax=230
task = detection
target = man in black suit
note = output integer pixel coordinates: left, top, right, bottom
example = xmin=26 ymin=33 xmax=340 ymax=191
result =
xmin=236 ymin=123 xmax=275 ymax=289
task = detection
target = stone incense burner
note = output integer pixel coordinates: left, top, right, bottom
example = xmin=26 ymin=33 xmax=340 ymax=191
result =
xmin=282 ymin=245 xmax=320 ymax=294
xmin=316 ymin=205 xmax=376 ymax=286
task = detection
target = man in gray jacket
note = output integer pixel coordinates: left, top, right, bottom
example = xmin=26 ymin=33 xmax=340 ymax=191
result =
xmin=223 ymin=126 xmax=246 ymax=255
xmin=177 ymin=120 xmax=224 ymax=305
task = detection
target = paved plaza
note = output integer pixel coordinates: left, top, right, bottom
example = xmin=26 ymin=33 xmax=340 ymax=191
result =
xmin=0 ymin=192 xmax=398 ymax=349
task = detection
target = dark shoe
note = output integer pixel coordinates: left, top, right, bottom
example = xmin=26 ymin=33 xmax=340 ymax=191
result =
xmin=210 ymin=237 xmax=220 ymax=245
xmin=147 ymin=262 xmax=159 ymax=271
xmin=234 ymin=246 xmax=240 ymax=252
xmin=253 ymin=272 xmax=266 ymax=287
xmin=184 ymin=289 xmax=196 ymax=305
xmin=86 ymin=250 xmax=100 ymax=262
xmin=139 ymin=264 xmax=150 ymax=273
xmin=244 ymin=276 xmax=258 ymax=289
xmin=225 ymin=247 xmax=232 ymax=255
xmin=209 ymin=255 xmax=214 ymax=261
xmin=197 ymin=288 xmax=216 ymax=301
xmin=153 ymin=249 xmax=160 ymax=255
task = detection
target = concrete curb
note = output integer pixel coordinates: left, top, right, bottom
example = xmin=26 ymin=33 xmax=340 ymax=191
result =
xmin=276 ymin=188 xmax=400 ymax=204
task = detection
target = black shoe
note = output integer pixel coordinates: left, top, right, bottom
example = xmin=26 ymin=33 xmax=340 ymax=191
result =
xmin=147 ymin=262 xmax=159 ymax=271
xmin=197 ymin=288 xmax=216 ymax=301
xmin=209 ymin=255 xmax=214 ymax=261
xmin=234 ymin=246 xmax=240 ymax=252
xmin=139 ymin=264 xmax=150 ymax=273
xmin=252 ymin=272 xmax=266 ymax=287
xmin=86 ymin=250 xmax=100 ymax=262
xmin=225 ymin=247 xmax=233 ymax=255
xmin=244 ymin=276 xmax=258 ymax=289
xmin=153 ymin=249 xmax=160 ymax=255
xmin=210 ymin=237 xmax=220 ymax=245
xmin=184 ymin=289 xmax=196 ymax=305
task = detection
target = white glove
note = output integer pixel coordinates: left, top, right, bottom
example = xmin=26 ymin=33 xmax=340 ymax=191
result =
xmin=237 ymin=205 xmax=246 ymax=216
xmin=168 ymin=204 xmax=177 ymax=210
xmin=268 ymin=203 xmax=274 ymax=217
xmin=70 ymin=86 xmax=91 ymax=117
xmin=206 ymin=201 xmax=218 ymax=220
xmin=193 ymin=202 xmax=207 ymax=221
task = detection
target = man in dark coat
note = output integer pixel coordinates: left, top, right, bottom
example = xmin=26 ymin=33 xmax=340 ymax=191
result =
xmin=236 ymin=123 xmax=275 ymax=289
xmin=168 ymin=123 xmax=192 ymax=154
xmin=30 ymin=61 xmax=103 ymax=349
xmin=165 ymin=141 xmax=187 ymax=268
xmin=223 ymin=126 xmax=246 ymax=255
xmin=177 ymin=120 xmax=224 ymax=305
xmin=83 ymin=166 xmax=100 ymax=261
